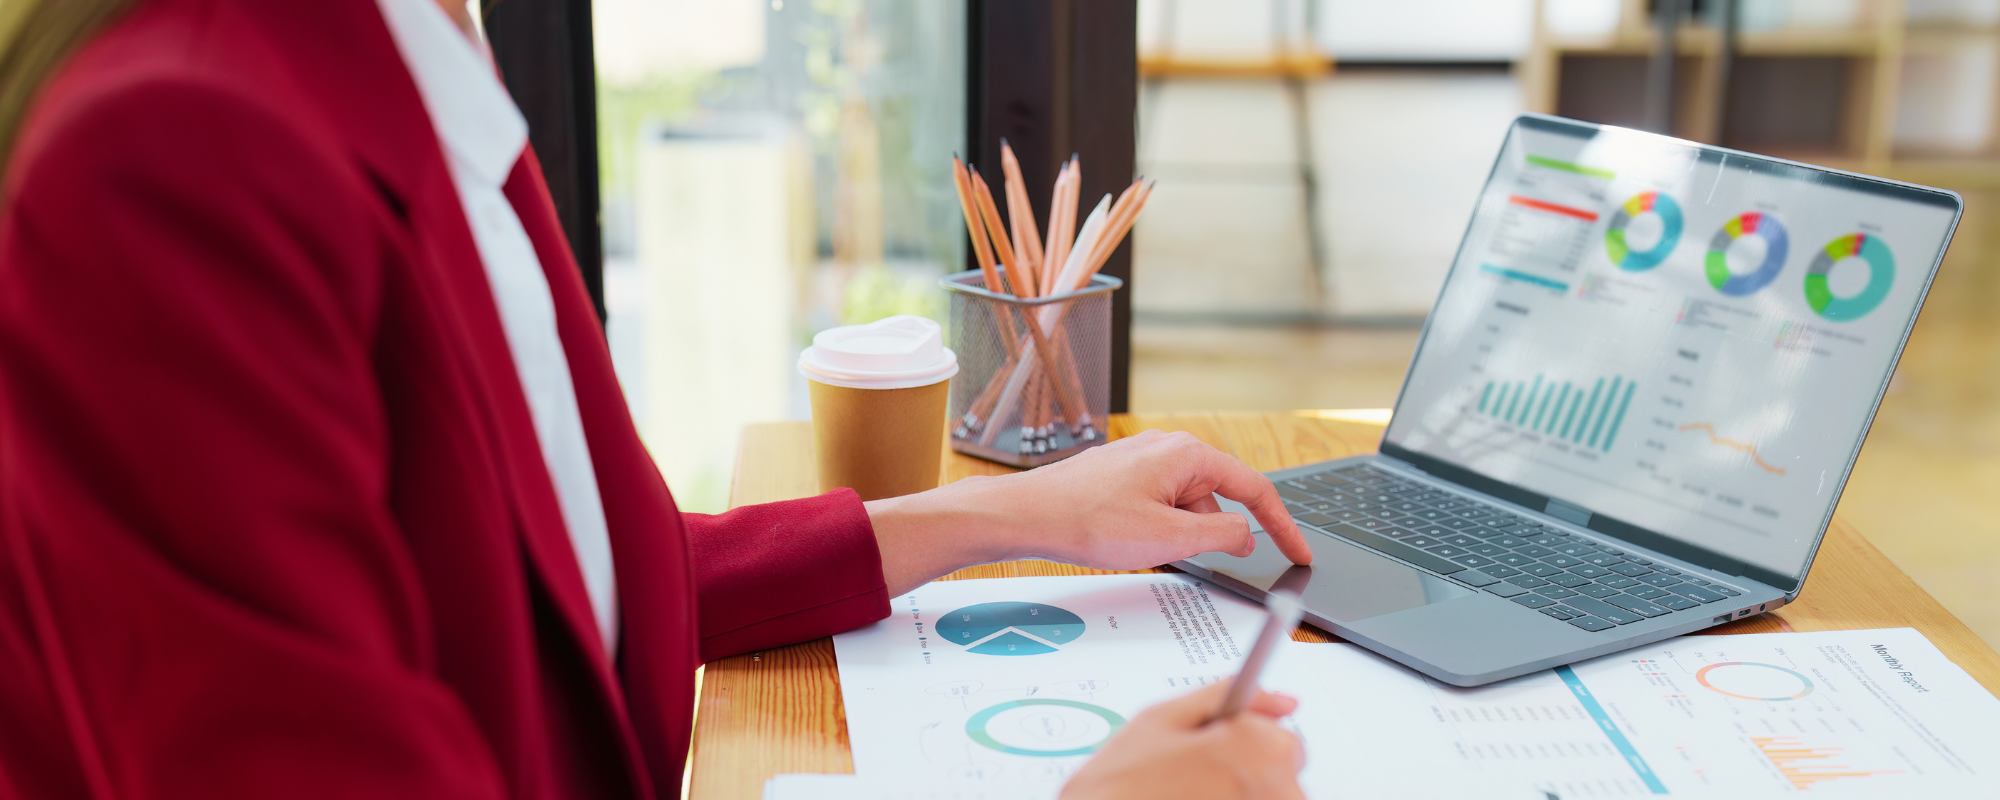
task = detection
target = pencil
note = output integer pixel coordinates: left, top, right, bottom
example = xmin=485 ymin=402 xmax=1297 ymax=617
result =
xmin=951 ymin=156 xmax=1001 ymax=294
xmin=1050 ymin=194 xmax=1112 ymax=298
xmin=1044 ymin=157 xmax=1080 ymax=297
xmin=1000 ymin=140 xmax=1044 ymax=290
xmin=953 ymin=149 xmax=1154 ymax=450
xmin=978 ymin=161 xmax=1089 ymax=438
xmin=951 ymin=157 xmax=1021 ymax=357
xmin=1040 ymin=162 xmax=1068 ymax=297
xmin=1077 ymin=180 xmax=1151 ymax=288
xmin=969 ymin=167 xmax=1033 ymax=299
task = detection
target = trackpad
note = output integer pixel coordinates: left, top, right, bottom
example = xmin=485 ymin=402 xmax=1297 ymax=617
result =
xmin=1184 ymin=528 xmax=1476 ymax=623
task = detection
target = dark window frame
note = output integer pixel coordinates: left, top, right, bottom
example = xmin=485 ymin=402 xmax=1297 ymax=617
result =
xmin=485 ymin=0 xmax=605 ymax=323
xmin=967 ymin=0 xmax=1138 ymax=413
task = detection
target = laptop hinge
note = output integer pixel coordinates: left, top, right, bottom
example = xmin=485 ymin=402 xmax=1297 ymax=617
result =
xmin=1544 ymin=498 xmax=1592 ymax=527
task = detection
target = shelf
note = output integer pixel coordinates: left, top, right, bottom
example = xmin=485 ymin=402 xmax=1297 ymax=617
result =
xmin=1879 ymin=159 xmax=2000 ymax=189
xmin=1544 ymin=27 xmax=1885 ymax=58
xmin=1740 ymin=154 xmax=2000 ymax=189
xmin=1904 ymin=27 xmax=2000 ymax=55
xmin=1527 ymin=0 xmax=1999 ymax=184
xmin=1138 ymin=52 xmax=1333 ymax=79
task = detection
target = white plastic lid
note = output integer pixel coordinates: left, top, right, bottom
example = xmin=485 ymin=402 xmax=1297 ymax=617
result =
xmin=797 ymin=315 xmax=959 ymax=390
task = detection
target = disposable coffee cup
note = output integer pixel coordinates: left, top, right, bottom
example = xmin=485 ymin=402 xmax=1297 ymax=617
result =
xmin=799 ymin=315 xmax=959 ymax=501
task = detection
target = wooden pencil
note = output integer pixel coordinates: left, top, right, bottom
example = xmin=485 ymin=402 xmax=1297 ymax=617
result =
xmin=1031 ymin=370 xmax=1049 ymax=454
xmin=951 ymin=157 xmax=1020 ymax=358
xmin=1040 ymin=160 xmax=1072 ymax=298
xmin=1045 ymin=158 xmax=1080 ymax=297
xmin=977 ymin=162 xmax=1088 ymax=440
xmin=1044 ymin=177 xmax=1147 ymax=436
xmin=969 ymin=167 xmax=1033 ymax=299
xmin=1077 ymin=179 xmax=1152 ymax=288
xmin=999 ymin=140 xmax=1044 ymax=290
xmin=951 ymin=156 xmax=1002 ymax=294
xmin=968 ymin=350 xmax=1016 ymax=420
xmin=954 ymin=151 xmax=1153 ymax=450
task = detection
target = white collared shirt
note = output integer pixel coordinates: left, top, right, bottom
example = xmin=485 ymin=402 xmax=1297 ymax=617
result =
xmin=373 ymin=0 xmax=619 ymax=655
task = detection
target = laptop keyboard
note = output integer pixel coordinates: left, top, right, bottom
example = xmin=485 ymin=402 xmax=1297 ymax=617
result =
xmin=1275 ymin=464 xmax=1744 ymax=633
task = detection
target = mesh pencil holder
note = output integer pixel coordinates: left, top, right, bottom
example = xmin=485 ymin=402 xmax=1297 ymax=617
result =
xmin=941 ymin=269 xmax=1122 ymax=468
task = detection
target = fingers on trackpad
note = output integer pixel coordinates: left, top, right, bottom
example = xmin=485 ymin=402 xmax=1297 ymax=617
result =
xmin=1215 ymin=495 xmax=1265 ymax=532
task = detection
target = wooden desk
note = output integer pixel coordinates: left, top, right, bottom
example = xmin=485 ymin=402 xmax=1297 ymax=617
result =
xmin=690 ymin=411 xmax=2000 ymax=800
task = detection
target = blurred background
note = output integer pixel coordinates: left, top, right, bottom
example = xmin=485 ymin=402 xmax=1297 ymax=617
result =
xmin=586 ymin=0 xmax=1998 ymax=647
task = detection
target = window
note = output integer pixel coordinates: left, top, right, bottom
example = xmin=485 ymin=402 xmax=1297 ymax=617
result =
xmin=594 ymin=0 xmax=966 ymax=511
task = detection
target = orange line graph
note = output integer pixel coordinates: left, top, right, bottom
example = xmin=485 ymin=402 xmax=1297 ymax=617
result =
xmin=1750 ymin=736 xmax=1900 ymax=790
xmin=1679 ymin=423 xmax=1787 ymax=475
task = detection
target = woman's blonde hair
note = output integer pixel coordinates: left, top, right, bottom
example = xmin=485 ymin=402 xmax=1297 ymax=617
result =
xmin=0 ymin=0 xmax=135 ymax=183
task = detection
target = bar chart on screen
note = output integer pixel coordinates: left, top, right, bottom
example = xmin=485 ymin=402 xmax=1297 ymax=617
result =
xmin=1474 ymin=373 xmax=1637 ymax=452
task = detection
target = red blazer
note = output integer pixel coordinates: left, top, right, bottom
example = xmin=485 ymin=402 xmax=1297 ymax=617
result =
xmin=0 ymin=0 xmax=891 ymax=798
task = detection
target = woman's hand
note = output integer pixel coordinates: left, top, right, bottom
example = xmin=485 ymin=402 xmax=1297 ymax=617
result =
xmin=865 ymin=429 xmax=1312 ymax=595
xmin=1061 ymin=681 xmax=1306 ymax=800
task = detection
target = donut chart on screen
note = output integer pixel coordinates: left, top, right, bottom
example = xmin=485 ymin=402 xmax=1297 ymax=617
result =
xmin=1806 ymin=233 xmax=1895 ymax=321
xmin=1705 ymin=212 xmax=1789 ymax=296
xmin=1604 ymin=190 xmax=1683 ymax=271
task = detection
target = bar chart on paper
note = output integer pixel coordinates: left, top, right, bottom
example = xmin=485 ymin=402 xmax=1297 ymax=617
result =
xmin=1750 ymin=736 xmax=1901 ymax=791
xmin=1475 ymin=373 xmax=1637 ymax=452
xmin=1295 ymin=629 xmax=2000 ymax=799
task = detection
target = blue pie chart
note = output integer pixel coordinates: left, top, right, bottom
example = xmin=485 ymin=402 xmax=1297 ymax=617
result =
xmin=937 ymin=602 xmax=1085 ymax=655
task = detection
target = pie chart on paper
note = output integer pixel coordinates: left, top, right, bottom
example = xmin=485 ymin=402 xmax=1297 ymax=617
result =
xmin=937 ymin=602 xmax=1086 ymax=656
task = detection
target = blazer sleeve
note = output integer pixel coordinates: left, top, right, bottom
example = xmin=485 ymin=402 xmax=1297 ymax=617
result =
xmin=682 ymin=489 xmax=891 ymax=661
xmin=0 ymin=79 xmax=506 ymax=798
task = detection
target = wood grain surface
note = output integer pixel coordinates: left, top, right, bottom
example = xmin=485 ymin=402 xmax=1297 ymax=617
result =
xmin=689 ymin=411 xmax=2000 ymax=800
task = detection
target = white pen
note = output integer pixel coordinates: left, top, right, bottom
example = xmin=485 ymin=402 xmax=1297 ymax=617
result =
xmin=1213 ymin=589 xmax=1305 ymax=721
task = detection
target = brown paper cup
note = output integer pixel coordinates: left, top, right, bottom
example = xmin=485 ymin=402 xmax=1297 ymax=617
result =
xmin=809 ymin=376 xmax=951 ymax=501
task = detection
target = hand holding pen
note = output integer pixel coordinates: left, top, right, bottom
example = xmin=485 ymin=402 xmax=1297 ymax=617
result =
xmin=1061 ymin=591 xmax=1309 ymax=800
xmin=1214 ymin=590 xmax=1305 ymax=722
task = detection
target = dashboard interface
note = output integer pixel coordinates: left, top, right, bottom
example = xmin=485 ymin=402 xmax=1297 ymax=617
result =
xmin=1385 ymin=117 xmax=1959 ymax=581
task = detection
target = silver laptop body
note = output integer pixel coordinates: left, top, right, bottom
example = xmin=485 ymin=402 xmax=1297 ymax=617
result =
xmin=1176 ymin=113 xmax=1963 ymax=687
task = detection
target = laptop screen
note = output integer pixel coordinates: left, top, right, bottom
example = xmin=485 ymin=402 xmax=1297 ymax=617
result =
xmin=1381 ymin=115 xmax=1960 ymax=589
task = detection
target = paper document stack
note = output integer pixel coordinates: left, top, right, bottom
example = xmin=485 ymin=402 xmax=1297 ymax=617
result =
xmin=764 ymin=573 xmax=2000 ymax=799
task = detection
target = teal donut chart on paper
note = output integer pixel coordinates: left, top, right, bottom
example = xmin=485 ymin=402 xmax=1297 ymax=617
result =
xmin=965 ymin=699 xmax=1126 ymax=757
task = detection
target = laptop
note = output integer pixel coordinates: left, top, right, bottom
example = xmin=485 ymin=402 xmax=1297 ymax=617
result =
xmin=1175 ymin=113 xmax=1964 ymax=687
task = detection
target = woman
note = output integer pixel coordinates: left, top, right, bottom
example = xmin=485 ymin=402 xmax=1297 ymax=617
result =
xmin=0 ymin=1 xmax=1313 ymax=798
